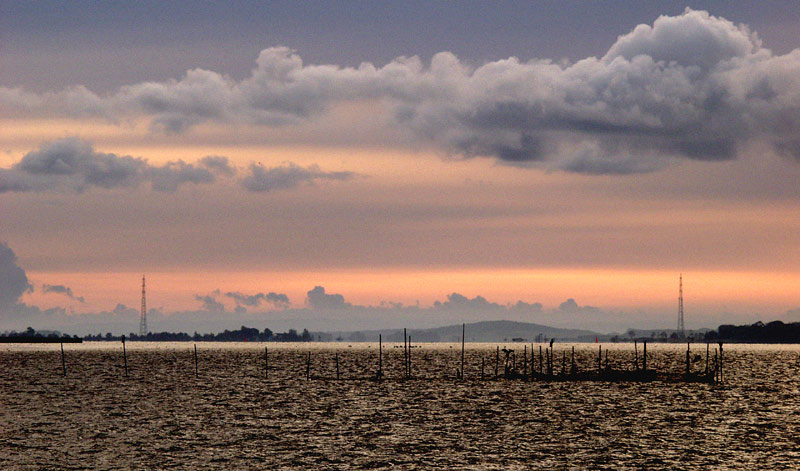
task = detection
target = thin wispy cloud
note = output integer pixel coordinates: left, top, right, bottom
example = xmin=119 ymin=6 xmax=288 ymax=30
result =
xmin=42 ymin=284 xmax=85 ymax=303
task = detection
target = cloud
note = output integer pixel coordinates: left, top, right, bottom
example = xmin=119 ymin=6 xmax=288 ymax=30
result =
xmin=306 ymin=286 xmax=350 ymax=310
xmin=42 ymin=284 xmax=85 ymax=303
xmin=199 ymin=155 xmax=236 ymax=176
xmin=2 ymin=9 xmax=799 ymax=173
xmin=240 ymin=162 xmax=355 ymax=192
xmin=1 ymin=140 xmax=357 ymax=194
xmin=433 ymin=292 xmax=504 ymax=312
xmin=112 ymin=303 xmax=138 ymax=317
xmin=0 ymin=242 xmax=33 ymax=311
xmin=0 ymin=138 xmax=225 ymax=193
xmin=224 ymin=291 xmax=290 ymax=309
xmin=194 ymin=293 xmax=225 ymax=312
xmin=558 ymin=298 xmax=580 ymax=312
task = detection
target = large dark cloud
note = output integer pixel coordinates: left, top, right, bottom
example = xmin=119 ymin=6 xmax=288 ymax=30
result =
xmin=2 ymin=9 xmax=799 ymax=173
xmin=0 ymin=242 xmax=32 ymax=311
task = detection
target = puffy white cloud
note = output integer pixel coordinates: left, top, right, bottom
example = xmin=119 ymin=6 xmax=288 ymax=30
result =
xmin=2 ymin=9 xmax=799 ymax=173
xmin=306 ymin=286 xmax=350 ymax=310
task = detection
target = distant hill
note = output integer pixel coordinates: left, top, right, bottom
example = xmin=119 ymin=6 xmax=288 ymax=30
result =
xmin=317 ymin=320 xmax=599 ymax=343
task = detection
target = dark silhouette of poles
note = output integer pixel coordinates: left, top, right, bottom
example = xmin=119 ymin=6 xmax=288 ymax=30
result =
xmin=705 ymin=342 xmax=709 ymax=374
xmin=481 ymin=357 xmax=485 ymax=381
xmin=718 ymin=341 xmax=723 ymax=383
xmin=634 ymin=340 xmax=639 ymax=370
xmin=60 ymin=342 xmax=66 ymax=377
xmin=335 ymin=352 xmax=340 ymax=380
xmin=122 ymin=335 xmax=128 ymax=377
xmin=194 ymin=344 xmax=198 ymax=378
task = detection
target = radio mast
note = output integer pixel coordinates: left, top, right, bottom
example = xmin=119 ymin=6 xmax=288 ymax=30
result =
xmin=677 ymin=274 xmax=685 ymax=338
xmin=139 ymin=275 xmax=147 ymax=337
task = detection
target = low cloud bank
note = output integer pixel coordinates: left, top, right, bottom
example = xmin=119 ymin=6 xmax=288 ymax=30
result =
xmin=0 ymin=138 xmax=354 ymax=194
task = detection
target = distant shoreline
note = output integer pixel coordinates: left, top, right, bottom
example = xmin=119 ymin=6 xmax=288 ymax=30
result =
xmin=0 ymin=336 xmax=83 ymax=344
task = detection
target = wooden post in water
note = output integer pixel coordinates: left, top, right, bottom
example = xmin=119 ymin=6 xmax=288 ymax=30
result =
xmin=718 ymin=341 xmax=723 ymax=383
xmin=306 ymin=351 xmax=311 ymax=380
xmin=597 ymin=345 xmax=602 ymax=375
xmin=481 ymin=357 xmax=485 ymax=381
xmin=705 ymin=342 xmax=709 ymax=374
xmin=562 ymin=351 xmax=566 ymax=376
xmin=495 ymin=346 xmax=499 ymax=379
xmin=523 ymin=345 xmax=528 ymax=379
xmin=407 ymin=336 xmax=412 ymax=379
xmin=642 ymin=341 xmax=647 ymax=372
xmin=460 ymin=323 xmax=466 ymax=381
xmin=404 ymin=328 xmax=408 ymax=379
xmin=122 ymin=335 xmax=128 ymax=377
xmin=336 ymin=352 xmax=340 ymax=380
xmin=571 ymin=346 xmax=576 ymax=375
xmin=539 ymin=345 xmax=543 ymax=374
xmin=685 ymin=341 xmax=691 ymax=376
xmin=265 ymin=346 xmax=269 ymax=379
xmin=634 ymin=340 xmax=639 ymax=370
xmin=546 ymin=348 xmax=551 ymax=376
xmin=378 ymin=334 xmax=383 ymax=381
xmin=60 ymin=342 xmax=66 ymax=377
xmin=194 ymin=344 xmax=198 ymax=378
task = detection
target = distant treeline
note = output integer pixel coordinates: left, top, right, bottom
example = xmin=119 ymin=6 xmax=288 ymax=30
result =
xmin=704 ymin=321 xmax=800 ymax=343
xmin=0 ymin=327 xmax=82 ymax=343
xmin=82 ymin=326 xmax=314 ymax=342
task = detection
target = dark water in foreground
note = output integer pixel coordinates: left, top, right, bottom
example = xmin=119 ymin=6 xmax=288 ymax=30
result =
xmin=2 ymin=342 xmax=799 ymax=470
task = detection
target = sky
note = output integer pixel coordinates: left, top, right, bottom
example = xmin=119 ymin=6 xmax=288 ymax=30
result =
xmin=1 ymin=1 xmax=799 ymax=335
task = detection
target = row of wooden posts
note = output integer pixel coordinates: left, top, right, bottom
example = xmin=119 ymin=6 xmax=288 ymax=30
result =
xmin=54 ymin=326 xmax=724 ymax=383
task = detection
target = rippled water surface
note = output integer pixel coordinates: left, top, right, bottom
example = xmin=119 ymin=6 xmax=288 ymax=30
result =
xmin=2 ymin=342 xmax=800 ymax=470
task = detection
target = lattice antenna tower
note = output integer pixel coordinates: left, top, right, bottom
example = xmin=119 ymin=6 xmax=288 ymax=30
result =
xmin=139 ymin=275 xmax=147 ymax=337
xmin=677 ymin=274 xmax=685 ymax=338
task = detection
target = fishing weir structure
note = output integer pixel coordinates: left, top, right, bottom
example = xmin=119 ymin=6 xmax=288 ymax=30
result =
xmin=44 ymin=327 xmax=723 ymax=385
